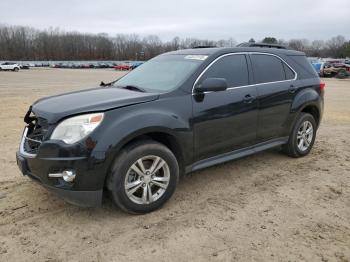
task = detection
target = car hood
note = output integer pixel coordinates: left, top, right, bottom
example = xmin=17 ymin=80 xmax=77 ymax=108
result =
xmin=31 ymin=87 xmax=159 ymax=124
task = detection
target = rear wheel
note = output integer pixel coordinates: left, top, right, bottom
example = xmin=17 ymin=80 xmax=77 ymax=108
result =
xmin=282 ymin=113 xmax=317 ymax=157
xmin=336 ymin=69 xmax=347 ymax=79
xmin=107 ymin=140 xmax=179 ymax=214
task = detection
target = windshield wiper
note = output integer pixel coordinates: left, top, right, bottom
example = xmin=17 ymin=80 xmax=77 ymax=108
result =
xmin=116 ymin=85 xmax=146 ymax=92
xmin=100 ymin=80 xmax=116 ymax=87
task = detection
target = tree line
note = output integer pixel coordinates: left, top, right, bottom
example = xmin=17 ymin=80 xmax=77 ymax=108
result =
xmin=0 ymin=25 xmax=349 ymax=61
xmin=258 ymin=36 xmax=350 ymax=58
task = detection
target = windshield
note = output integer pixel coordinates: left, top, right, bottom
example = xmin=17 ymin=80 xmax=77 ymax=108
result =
xmin=113 ymin=54 xmax=206 ymax=93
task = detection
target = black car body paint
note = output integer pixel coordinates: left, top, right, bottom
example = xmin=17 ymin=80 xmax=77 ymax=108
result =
xmin=16 ymin=47 xmax=323 ymax=207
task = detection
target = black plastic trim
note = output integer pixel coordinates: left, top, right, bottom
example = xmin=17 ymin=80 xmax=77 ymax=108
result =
xmin=188 ymin=137 xmax=289 ymax=173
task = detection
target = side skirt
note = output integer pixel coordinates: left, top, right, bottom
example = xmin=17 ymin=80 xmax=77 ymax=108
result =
xmin=186 ymin=137 xmax=289 ymax=173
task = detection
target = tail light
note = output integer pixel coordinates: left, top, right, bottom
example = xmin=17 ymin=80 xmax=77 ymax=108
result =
xmin=320 ymin=81 xmax=325 ymax=93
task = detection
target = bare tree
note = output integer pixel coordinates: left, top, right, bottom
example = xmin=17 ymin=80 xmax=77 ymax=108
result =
xmin=0 ymin=24 xmax=348 ymax=60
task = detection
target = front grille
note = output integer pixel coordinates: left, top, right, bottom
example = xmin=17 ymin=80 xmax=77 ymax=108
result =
xmin=22 ymin=117 xmax=49 ymax=155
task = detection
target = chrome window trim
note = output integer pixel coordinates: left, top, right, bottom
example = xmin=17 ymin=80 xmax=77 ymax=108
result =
xmin=191 ymin=52 xmax=298 ymax=94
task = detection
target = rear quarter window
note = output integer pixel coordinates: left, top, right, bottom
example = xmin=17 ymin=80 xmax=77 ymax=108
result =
xmin=287 ymin=55 xmax=318 ymax=79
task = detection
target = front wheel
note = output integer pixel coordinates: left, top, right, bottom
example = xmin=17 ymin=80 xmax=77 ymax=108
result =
xmin=282 ymin=113 xmax=317 ymax=157
xmin=13 ymin=67 xmax=19 ymax=72
xmin=107 ymin=140 xmax=179 ymax=214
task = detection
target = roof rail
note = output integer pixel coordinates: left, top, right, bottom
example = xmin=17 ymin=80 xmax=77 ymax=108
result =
xmin=237 ymin=42 xmax=290 ymax=49
xmin=193 ymin=45 xmax=217 ymax=49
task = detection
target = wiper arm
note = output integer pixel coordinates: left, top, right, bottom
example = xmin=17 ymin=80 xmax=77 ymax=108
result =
xmin=100 ymin=80 xmax=116 ymax=87
xmin=116 ymin=85 xmax=146 ymax=92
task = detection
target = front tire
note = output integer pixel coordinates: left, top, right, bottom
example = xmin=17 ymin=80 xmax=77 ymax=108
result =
xmin=107 ymin=140 xmax=179 ymax=214
xmin=283 ymin=113 xmax=317 ymax=157
xmin=13 ymin=67 xmax=19 ymax=72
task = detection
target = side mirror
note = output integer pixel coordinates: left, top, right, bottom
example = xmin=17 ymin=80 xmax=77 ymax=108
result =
xmin=194 ymin=78 xmax=228 ymax=93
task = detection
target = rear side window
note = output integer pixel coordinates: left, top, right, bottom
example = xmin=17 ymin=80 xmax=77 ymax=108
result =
xmin=199 ymin=54 xmax=249 ymax=87
xmin=283 ymin=63 xmax=295 ymax=80
xmin=251 ymin=54 xmax=286 ymax=83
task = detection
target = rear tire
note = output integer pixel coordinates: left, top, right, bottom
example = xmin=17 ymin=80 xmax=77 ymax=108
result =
xmin=336 ymin=69 xmax=347 ymax=79
xmin=107 ymin=140 xmax=179 ymax=214
xmin=282 ymin=113 xmax=317 ymax=157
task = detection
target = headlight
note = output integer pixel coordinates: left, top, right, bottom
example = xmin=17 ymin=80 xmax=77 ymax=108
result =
xmin=51 ymin=113 xmax=104 ymax=144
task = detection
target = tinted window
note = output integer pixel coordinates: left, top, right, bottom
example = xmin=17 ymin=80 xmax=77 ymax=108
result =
xmin=283 ymin=63 xmax=295 ymax=80
xmin=251 ymin=54 xmax=285 ymax=83
xmin=199 ymin=54 xmax=249 ymax=87
xmin=288 ymin=55 xmax=318 ymax=78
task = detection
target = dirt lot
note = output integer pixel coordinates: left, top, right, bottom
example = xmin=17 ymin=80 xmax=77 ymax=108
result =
xmin=0 ymin=69 xmax=349 ymax=262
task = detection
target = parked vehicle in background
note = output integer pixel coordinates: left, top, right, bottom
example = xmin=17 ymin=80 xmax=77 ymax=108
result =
xmin=16 ymin=45 xmax=324 ymax=214
xmin=332 ymin=63 xmax=350 ymax=77
xmin=20 ymin=64 xmax=30 ymax=69
xmin=312 ymin=62 xmax=350 ymax=79
xmin=114 ymin=63 xmax=132 ymax=71
xmin=0 ymin=62 xmax=20 ymax=71
xmin=312 ymin=62 xmax=324 ymax=76
xmin=324 ymin=63 xmax=348 ymax=78
xmin=25 ymin=61 xmax=139 ymax=69
xmin=130 ymin=62 xmax=144 ymax=69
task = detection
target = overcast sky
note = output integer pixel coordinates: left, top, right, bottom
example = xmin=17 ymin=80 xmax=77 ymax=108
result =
xmin=0 ymin=0 xmax=349 ymax=42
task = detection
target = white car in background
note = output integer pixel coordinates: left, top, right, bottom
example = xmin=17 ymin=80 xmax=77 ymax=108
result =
xmin=0 ymin=62 xmax=20 ymax=72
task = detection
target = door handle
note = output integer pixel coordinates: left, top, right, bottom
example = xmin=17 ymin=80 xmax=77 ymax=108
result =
xmin=243 ymin=94 xmax=256 ymax=103
xmin=289 ymin=85 xmax=297 ymax=93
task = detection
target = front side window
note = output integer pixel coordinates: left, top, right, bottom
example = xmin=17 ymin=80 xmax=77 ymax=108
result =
xmin=198 ymin=54 xmax=249 ymax=87
xmin=251 ymin=54 xmax=289 ymax=84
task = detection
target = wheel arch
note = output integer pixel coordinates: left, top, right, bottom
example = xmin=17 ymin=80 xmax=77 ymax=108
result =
xmin=300 ymin=104 xmax=320 ymax=126
xmin=290 ymin=87 xmax=323 ymax=126
xmin=103 ymin=128 xmax=187 ymax=193
xmin=102 ymin=126 xmax=190 ymax=189
xmin=120 ymin=130 xmax=186 ymax=173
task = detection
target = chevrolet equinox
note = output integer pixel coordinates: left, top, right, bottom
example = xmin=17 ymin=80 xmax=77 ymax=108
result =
xmin=16 ymin=45 xmax=324 ymax=213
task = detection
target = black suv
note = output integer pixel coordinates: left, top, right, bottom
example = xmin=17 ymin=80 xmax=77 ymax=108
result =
xmin=16 ymin=46 xmax=324 ymax=213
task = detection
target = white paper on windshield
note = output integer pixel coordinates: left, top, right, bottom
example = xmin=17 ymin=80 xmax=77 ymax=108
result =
xmin=184 ymin=55 xmax=208 ymax=61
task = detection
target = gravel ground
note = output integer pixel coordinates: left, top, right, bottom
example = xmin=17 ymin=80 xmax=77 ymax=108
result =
xmin=0 ymin=69 xmax=349 ymax=262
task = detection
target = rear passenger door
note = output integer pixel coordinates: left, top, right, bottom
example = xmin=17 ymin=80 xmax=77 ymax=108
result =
xmin=193 ymin=54 xmax=258 ymax=161
xmin=249 ymin=53 xmax=297 ymax=142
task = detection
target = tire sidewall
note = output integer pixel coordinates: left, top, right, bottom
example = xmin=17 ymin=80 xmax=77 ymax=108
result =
xmin=292 ymin=113 xmax=317 ymax=156
xmin=110 ymin=142 xmax=179 ymax=213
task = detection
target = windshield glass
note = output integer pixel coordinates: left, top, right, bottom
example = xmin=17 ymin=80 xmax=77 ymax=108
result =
xmin=113 ymin=54 xmax=206 ymax=92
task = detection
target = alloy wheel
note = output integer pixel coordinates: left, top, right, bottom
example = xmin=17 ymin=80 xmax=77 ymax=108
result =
xmin=296 ymin=120 xmax=313 ymax=152
xmin=124 ymin=155 xmax=170 ymax=205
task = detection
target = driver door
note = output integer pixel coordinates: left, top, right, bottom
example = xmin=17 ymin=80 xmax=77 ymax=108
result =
xmin=192 ymin=54 xmax=258 ymax=161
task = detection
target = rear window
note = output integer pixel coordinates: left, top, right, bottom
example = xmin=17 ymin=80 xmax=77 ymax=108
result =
xmin=251 ymin=54 xmax=286 ymax=83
